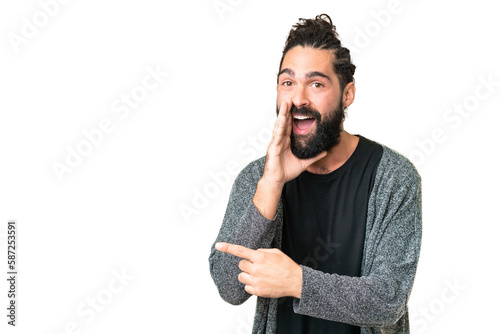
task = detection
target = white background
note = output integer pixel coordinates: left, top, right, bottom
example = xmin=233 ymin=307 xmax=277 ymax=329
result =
xmin=1 ymin=0 xmax=499 ymax=333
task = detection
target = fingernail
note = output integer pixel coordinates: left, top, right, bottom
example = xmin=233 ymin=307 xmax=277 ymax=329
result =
xmin=215 ymin=242 xmax=223 ymax=250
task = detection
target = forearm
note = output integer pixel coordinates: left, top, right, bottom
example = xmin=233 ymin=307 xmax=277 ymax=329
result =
xmin=209 ymin=158 xmax=281 ymax=304
xmin=210 ymin=202 xmax=279 ymax=304
xmin=252 ymin=177 xmax=284 ymax=220
xmin=223 ymin=201 xmax=279 ymax=249
xmin=294 ymin=265 xmax=413 ymax=327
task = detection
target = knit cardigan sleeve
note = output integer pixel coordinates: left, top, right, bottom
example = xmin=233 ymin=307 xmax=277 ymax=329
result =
xmin=208 ymin=157 xmax=278 ymax=306
xmin=292 ymin=146 xmax=422 ymax=329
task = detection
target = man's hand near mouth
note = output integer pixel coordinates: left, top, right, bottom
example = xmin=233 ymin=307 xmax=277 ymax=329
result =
xmin=252 ymin=100 xmax=327 ymax=220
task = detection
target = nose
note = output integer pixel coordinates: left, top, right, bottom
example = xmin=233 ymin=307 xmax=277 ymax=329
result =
xmin=292 ymin=85 xmax=310 ymax=109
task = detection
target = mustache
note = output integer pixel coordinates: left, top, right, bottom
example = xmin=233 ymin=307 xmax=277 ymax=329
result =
xmin=289 ymin=104 xmax=322 ymax=122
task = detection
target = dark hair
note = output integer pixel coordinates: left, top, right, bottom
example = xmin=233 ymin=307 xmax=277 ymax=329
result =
xmin=278 ymin=14 xmax=356 ymax=92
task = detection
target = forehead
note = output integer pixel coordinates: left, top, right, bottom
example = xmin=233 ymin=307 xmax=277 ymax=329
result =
xmin=280 ymin=46 xmax=336 ymax=78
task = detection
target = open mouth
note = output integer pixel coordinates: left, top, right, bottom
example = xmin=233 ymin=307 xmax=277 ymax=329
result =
xmin=292 ymin=114 xmax=316 ymax=135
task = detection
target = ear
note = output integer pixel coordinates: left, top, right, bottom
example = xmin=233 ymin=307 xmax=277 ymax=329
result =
xmin=342 ymin=82 xmax=356 ymax=108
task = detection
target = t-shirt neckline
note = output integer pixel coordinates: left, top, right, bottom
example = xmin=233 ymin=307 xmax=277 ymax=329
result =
xmin=300 ymin=135 xmax=365 ymax=181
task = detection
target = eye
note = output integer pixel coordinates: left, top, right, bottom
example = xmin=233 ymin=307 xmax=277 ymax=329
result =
xmin=312 ymin=82 xmax=324 ymax=88
xmin=282 ymin=81 xmax=293 ymax=87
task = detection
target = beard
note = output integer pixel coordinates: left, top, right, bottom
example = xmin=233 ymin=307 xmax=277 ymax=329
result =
xmin=276 ymin=100 xmax=344 ymax=159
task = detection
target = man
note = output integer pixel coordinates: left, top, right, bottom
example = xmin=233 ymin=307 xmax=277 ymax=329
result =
xmin=209 ymin=14 xmax=421 ymax=334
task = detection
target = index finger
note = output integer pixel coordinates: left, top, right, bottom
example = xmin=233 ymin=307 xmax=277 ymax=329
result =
xmin=279 ymin=100 xmax=289 ymax=115
xmin=271 ymin=101 xmax=286 ymax=136
xmin=279 ymin=100 xmax=292 ymax=120
xmin=274 ymin=100 xmax=291 ymax=141
xmin=215 ymin=242 xmax=256 ymax=261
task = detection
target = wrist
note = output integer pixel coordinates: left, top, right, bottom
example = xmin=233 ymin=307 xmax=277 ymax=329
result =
xmin=292 ymin=265 xmax=303 ymax=299
xmin=252 ymin=178 xmax=283 ymax=220
xmin=259 ymin=176 xmax=285 ymax=194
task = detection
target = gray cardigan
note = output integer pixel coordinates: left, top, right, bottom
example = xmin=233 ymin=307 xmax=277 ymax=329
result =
xmin=209 ymin=144 xmax=422 ymax=334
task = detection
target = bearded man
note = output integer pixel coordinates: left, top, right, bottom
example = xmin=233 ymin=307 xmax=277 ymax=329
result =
xmin=209 ymin=14 xmax=422 ymax=334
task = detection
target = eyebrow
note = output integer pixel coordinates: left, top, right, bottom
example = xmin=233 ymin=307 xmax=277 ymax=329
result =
xmin=278 ymin=68 xmax=332 ymax=83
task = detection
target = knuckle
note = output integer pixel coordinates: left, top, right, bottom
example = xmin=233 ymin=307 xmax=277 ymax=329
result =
xmin=244 ymin=285 xmax=253 ymax=295
xmin=238 ymin=272 xmax=246 ymax=283
xmin=253 ymin=285 xmax=268 ymax=297
xmin=239 ymin=259 xmax=251 ymax=272
xmin=255 ymin=250 xmax=266 ymax=260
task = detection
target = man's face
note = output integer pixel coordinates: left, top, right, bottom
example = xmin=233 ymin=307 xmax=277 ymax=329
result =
xmin=277 ymin=46 xmax=344 ymax=159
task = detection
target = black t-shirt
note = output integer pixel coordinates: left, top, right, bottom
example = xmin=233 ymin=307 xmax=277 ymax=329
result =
xmin=277 ymin=135 xmax=383 ymax=334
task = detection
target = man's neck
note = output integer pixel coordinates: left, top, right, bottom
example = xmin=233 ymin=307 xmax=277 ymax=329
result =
xmin=305 ymin=131 xmax=359 ymax=175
